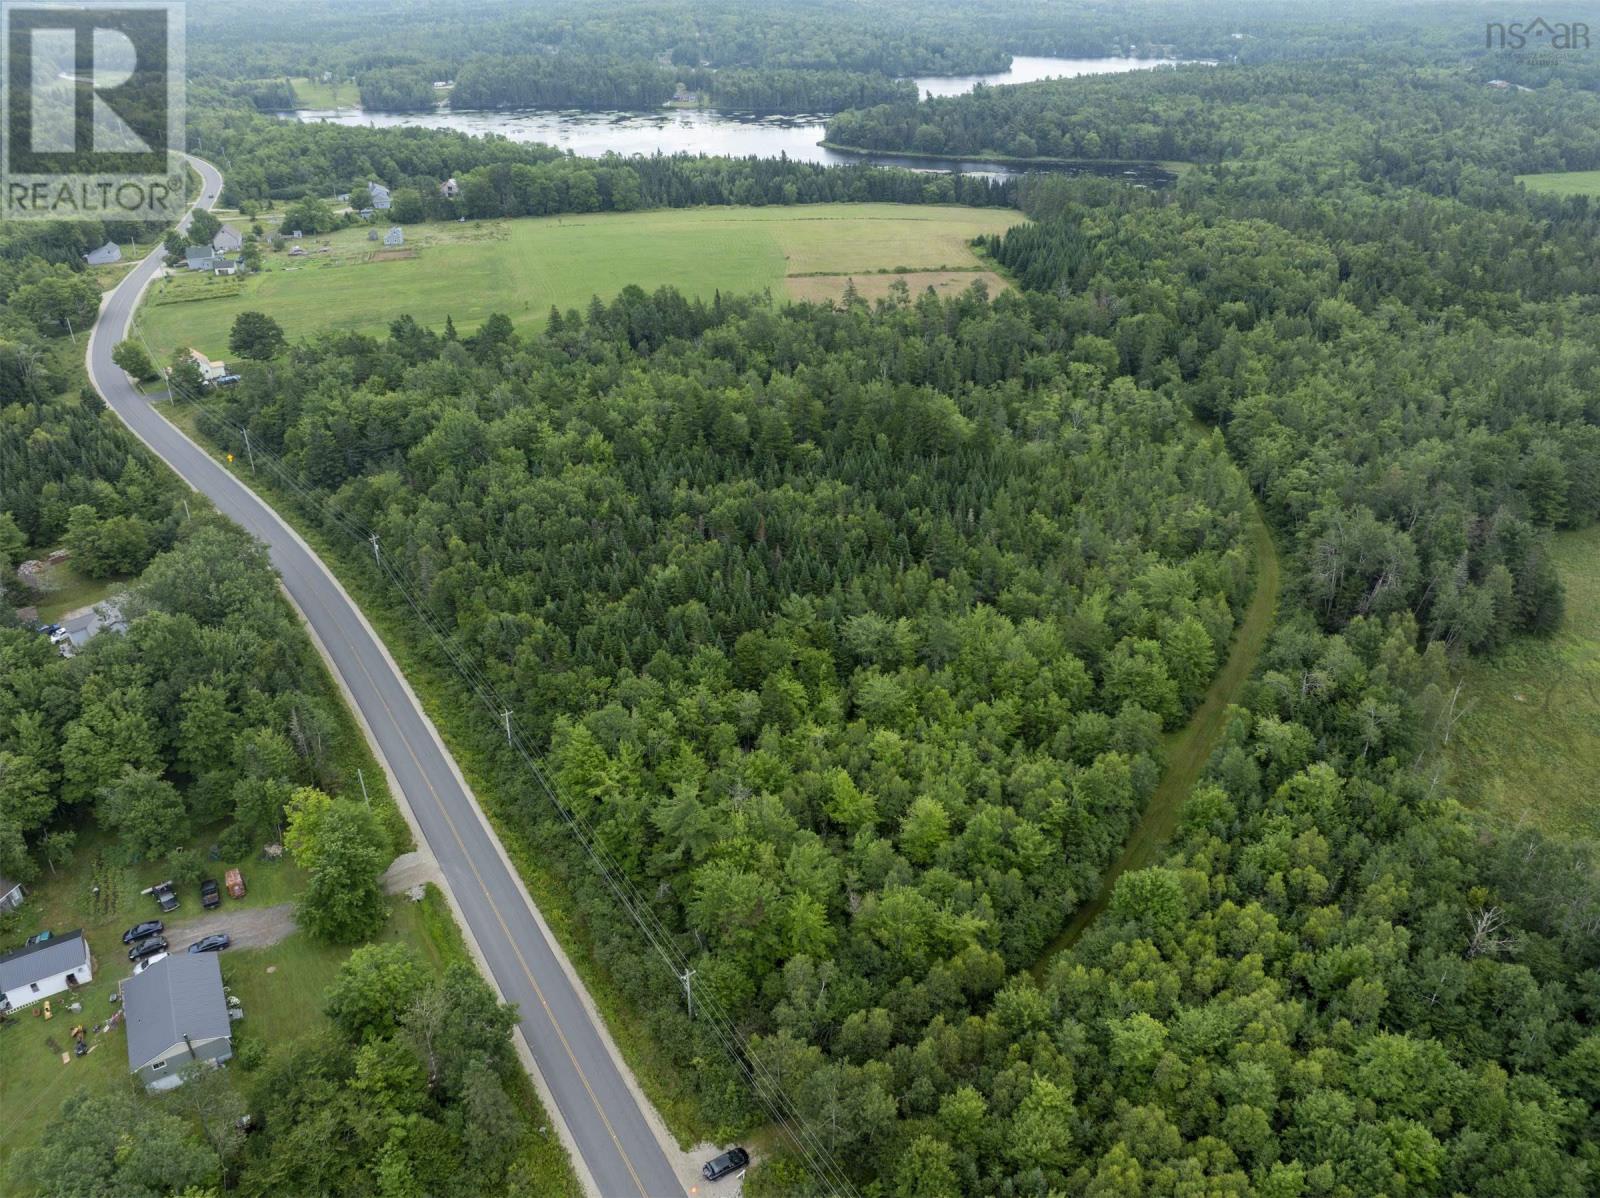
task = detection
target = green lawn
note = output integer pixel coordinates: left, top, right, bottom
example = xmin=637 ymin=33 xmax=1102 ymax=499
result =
xmin=136 ymin=203 xmax=1022 ymax=361
xmin=1442 ymin=525 xmax=1600 ymax=840
xmin=287 ymin=75 xmax=359 ymax=108
xmin=20 ymin=561 xmax=122 ymax=623
xmin=1516 ymin=169 xmax=1600 ymax=197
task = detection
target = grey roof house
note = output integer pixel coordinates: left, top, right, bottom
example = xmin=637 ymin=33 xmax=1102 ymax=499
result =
xmin=0 ymin=930 xmax=93 ymax=1011
xmin=123 ymin=953 xmax=233 ymax=1090
xmin=185 ymin=245 xmax=223 ymax=271
xmin=369 ymin=180 xmax=392 ymax=209
xmin=211 ymin=225 xmax=244 ymax=252
xmin=84 ymin=241 xmax=122 ymax=266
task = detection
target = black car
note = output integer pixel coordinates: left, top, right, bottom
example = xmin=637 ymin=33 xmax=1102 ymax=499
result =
xmin=187 ymin=933 xmax=231 ymax=953
xmin=200 ymin=878 xmax=221 ymax=909
xmin=128 ymin=937 xmax=169 ymax=961
xmin=702 ymin=1147 xmax=749 ymax=1181
xmin=152 ymin=883 xmax=179 ymax=913
xmin=121 ymin=920 xmax=164 ymax=944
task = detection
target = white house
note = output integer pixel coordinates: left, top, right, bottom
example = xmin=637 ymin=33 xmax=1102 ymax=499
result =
xmin=123 ymin=953 xmax=234 ymax=1091
xmin=186 ymin=349 xmax=228 ymax=383
xmin=211 ymin=226 xmax=244 ymax=253
xmin=84 ymin=241 xmax=122 ymax=266
xmin=383 ymin=226 xmax=404 ymax=247
xmin=440 ymin=177 xmax=459 ymax=198
xmin=0 ymin=930 xmax=93 ymax=1011
xmin=368 ymin=180 xmax=392 ymax=210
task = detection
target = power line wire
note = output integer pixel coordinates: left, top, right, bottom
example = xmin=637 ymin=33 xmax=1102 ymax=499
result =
xmin=156 ymin=371 xmax=860 ymax=1198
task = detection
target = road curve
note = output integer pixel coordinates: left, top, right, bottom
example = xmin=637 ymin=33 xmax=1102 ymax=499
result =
xmin=88 ymin=157 xmax=687 ymax=1198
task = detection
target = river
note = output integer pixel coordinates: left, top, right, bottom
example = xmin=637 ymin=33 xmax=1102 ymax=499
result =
xmin=288 ymin=56 xmax=1186 ymax=181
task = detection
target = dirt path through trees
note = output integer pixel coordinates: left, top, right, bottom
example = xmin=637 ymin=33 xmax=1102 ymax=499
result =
xmin=1032 ymin=500 xmax=1280 ymax=976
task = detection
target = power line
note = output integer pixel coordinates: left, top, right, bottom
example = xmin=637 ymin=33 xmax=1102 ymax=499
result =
xmin=157 ymin=374 xmax=860 ymax=1198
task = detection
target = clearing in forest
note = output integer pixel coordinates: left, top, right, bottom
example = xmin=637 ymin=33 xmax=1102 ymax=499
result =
xmin=1442 ymin=525 xmax=1600 ymax=840
xmin=137 ymin=203 xmax=1019 ymax=360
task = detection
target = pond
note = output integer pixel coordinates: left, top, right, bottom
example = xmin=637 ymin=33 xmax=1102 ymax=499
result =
xmin=288 ymin=56 xmax=1188 ymax=181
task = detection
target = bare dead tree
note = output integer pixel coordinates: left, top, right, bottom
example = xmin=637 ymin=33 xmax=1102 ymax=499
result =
xmin=1466 ymin=905 xmax=1518 ymax=959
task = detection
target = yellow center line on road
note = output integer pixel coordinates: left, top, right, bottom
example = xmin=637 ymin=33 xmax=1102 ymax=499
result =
xmin=292 ymin=571 xmax=651 ymax=1198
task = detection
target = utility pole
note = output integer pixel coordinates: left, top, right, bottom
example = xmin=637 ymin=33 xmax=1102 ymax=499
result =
xmin=243 ymin=428 xmax=255 ymax=473
xmin=357 ymin=768 xmax=370 ymax=809
xmin=679 ymin=967 xmax=696 ymax=1020
xmin=181 ymin=498 xmax=191 ymax=521
xmin=64 ymin=316 xmax=76 ymax=345
xmin=369 ymin=532 xmax=380 ymax=564
xmin=501 ymin=710 xmax=513 ymax=745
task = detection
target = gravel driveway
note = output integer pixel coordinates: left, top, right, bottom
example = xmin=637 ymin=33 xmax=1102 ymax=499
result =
xmin=163 ymin=902 xmax=297 ymax=952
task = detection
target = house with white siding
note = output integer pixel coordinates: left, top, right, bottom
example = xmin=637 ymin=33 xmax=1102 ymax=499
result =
xmin=0 ymin=930 xmax=93 ymax=1011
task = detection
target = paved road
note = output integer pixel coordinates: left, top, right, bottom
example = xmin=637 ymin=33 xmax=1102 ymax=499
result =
xmin=88 ymin=157 xmax=686 ymax=1198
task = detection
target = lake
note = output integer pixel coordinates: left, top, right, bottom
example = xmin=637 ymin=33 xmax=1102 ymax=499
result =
xmin=289 ymin=56 xmax=1186 ymax=181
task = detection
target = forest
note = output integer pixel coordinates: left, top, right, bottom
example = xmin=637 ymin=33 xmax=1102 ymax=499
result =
xmin=5 ymin=1 xmax=1600 ymax=1192
xmin=175 ymin=25 xmax=1600 ymax=1191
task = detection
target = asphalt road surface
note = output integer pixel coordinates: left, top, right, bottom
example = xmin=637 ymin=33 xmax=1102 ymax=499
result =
xmin=87 ymin=157 xmax=686 ymax=1198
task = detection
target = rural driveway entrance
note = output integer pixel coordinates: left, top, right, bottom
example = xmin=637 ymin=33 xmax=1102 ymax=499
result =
xmin=163 ymin=903 xmax=296 ymax=952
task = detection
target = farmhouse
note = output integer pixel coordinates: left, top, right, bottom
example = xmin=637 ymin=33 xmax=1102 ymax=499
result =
xmin=184 ymin=349 xmax=229 ymax=384
xmin=384 ymin=226 xmax=405 ymax=247
xmin=123 ymin=953 xmax=234 ymax=1091
xmin=440 ymin=177 xmax=459 ymax=198
xmin=84 ymin=241 xmax=121 ymax=266
xmin=0 ymin=875 xmax=24 ymax=912
xmin=0 ymin=930 xmax=93 ymax=1011
xmin=369 ymin=180 xmax=392 ymax=210
xmin=184 ymin=245 xmax=224 ymax=271
xmin=212 ymin=225 xmax=244 ymax=252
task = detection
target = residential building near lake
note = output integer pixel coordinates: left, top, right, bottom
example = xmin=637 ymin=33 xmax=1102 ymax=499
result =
xmin=0 ymin=930 xmax=93 ymax=1011
xmin=123 ymin=952 xmax=234 ymax=1091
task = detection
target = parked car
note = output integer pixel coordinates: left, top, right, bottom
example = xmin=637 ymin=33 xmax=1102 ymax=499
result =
xmin=702 ymin=1147 xmax=749 ymax=1181
xmin=128 ymin=937 xmax=168 ymax=961
xmin=200 ymin=878 xmax=221 ymax=909
xmin=225 ymin=868 xmax=246 ymax=899
xmin=24 ymin=930 xmax=52 ymax=946
xmin=133 ymin=952 xmax=168 ymax=974
xmin=187 ymin=933 xmax=231 ymax=954
xmin=150 ymin=882 xmax=179 ymax=912
xmin=121 ymin=920 xmax=164 ymax=944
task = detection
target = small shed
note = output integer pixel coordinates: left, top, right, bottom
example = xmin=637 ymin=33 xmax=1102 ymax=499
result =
xmin=368 ymin=228 xmax=379 ymax=241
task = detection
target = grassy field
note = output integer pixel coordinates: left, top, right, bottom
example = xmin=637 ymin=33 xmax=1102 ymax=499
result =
xmin=1516 ymin=169 xmax=1600 ymax=197
xmin=137 ymin=204 xmax=1021 ymax=360
xmin=1441 ymin=525 xmax=1600 ymax=841
xmin=287 ymin=75 xmax=359 ymax=108
xmin=17 ymin=561 xmax=122 ymax=623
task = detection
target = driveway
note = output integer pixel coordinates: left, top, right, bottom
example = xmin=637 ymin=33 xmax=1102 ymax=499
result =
xmin=163 ymin=903 xmax=296 ymax=952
